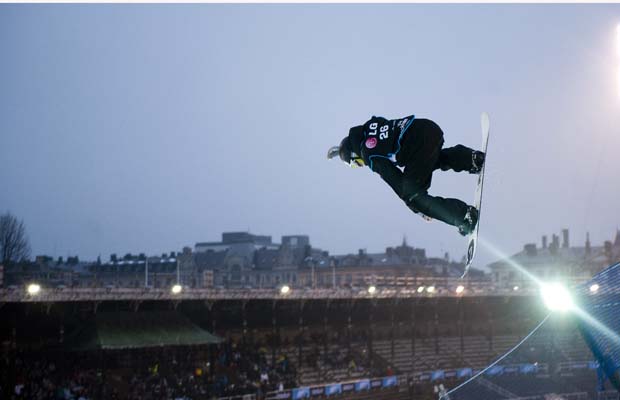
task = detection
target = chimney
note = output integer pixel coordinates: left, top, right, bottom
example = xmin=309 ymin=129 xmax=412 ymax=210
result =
xmin=562 ymin=229 xmax=569 ymax=248
xmin=604 ymin=241 xmax=612 ymax=257
xmin=542 ymin=235 xmax=548 ymax=249
xmin=550 ymin=235 xmax=559 ymax=255
xmin=524 ymin=243 xmax=537 ymax=257
xmin=585 ymin=232 xmax=591 ymax=255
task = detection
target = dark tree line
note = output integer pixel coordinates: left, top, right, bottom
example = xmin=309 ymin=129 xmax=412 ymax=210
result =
xmin=0 ymin=211 xmax=30 ymax=266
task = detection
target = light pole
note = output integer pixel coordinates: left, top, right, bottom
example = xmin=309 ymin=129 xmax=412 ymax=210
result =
xmin=145 ymin=258 xmax=149 ymax=288
xmin=170 ymin=257 xmax=182 ymax=294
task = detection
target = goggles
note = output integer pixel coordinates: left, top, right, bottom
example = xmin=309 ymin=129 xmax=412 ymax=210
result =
xmin=327 ymin=145 xmax=365 ymax=168
xmin=350 ymin=154 xmax=365 ymax=168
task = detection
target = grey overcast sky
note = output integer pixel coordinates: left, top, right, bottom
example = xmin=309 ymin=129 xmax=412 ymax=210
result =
xmin=2 ymin=4 xmax=620 ymax=269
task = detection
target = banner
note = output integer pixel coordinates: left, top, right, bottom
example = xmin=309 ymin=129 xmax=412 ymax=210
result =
xmin=519 ymin=363 xmax=537 ymax=374
xmin=503 ymin=365 xmax=519 ymax=374
xmin=485 ymin=365 xmax=504 ymax=376
xmin=355 ymin=379 xmax=370 ymax=391
xmin=292 ymin=387 xmax=310 ymax=400
xmin=324 ymin=384 xmax=341 ymax=396
xmin=341 ymin=383 xmax=354 ymax=392
xmin=456 ymin=368 xmax=472 ymax=379
xmin=271 ymin=391 xmax=291 ymax=399
xmin=382 ymin=376 xmax=398 ymax=387
xmin=273 ymin=359 xmax=592 ymax=400
xmin=370 ymin=379 xmax=383 ymax=388
xmin=431 ymin=370 xmax=445 ymax=381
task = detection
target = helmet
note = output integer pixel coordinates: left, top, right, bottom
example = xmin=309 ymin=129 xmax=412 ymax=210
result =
xmin=327 ymin=136 xmax=365 ymax=168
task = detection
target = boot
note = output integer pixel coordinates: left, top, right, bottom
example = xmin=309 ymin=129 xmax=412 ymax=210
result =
xmin=469 ymin=151 xmax=485 ymax=174
xmin=457 ymin=206 xmax=479 ymax=236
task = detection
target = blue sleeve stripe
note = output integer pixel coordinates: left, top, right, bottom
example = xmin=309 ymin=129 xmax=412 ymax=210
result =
xmin=390 ymin=115 xmax=415 ymax=163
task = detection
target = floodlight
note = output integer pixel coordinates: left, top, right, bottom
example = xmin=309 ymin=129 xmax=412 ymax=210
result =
xmin=427 ymin=286 xmax=435 ymax=293
xmin=27 ymin=283 xmax=41 ymax=295
xmin=417 ymin=286 xmax=425 ymax=293
xmin=368 ymin=285 xmax=376 ymax=294
xmin=455 ymin=285 xmax=465 ymax=294
xmin=540 ymin=282 xmax=574 ymax=312
xmin=280 ymin=285 xmax=290 ymax=295
xmin=590 ymin=284 xmax=599 ymax=293
xmin=171 ymin=284 xmax=183 ymax=294
xmin=513 ymin=286 xmax=519 ymax=291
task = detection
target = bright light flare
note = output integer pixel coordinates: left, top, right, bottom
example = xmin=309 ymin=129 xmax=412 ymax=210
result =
xmin=617 ymin=24 xmax=620 ymax=99
xmin=455 ymin=285 xmax=465 ymax=294
xmin=540 ymin=282 xmax=574 ymax=312
xmin=367 ymin=285 xmax=376 ymax=294
xmin=171 ymin=284 xmax=182 ymax=294
xmin=617 ymin=24 xmax=620 ymax=58
xmin=590 ymin=284 xmax=599 ymax=293
xmin=280 ymin=285 xmax=290 ymax=295
xmin=478 ymin=237 xmax=620 ymax=348
xmin=427 ymin=286 xmax=435 ymax=293
xmin=513 ymin=286 xmax=520 ymax=291
xmin=617 ymin=66 xmax=620 ymax=100
xmin=27 ymin=283 xmax=41 ymax=295
xmin=479 ymin=237 xmax=544 ymax=287
xmin=417 ymin=286 xmax=425 ymax=293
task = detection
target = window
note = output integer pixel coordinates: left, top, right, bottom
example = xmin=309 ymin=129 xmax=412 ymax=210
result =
xmin=231 ymin=265 xmax=241 ymax=282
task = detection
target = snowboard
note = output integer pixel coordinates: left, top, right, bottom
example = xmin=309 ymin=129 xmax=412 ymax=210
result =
xmin=462 ymin=112 xmax=490 ymax=278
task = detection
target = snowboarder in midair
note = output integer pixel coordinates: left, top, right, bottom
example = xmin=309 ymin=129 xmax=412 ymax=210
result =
xmin=328 ymin=115 xmax=485 ymax=236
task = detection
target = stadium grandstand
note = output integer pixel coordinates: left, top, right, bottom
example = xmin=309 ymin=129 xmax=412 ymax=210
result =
xmin=1 ymin=229 xmax=620 ymax=400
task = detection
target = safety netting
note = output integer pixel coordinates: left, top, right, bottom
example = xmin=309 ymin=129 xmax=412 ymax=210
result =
xmin=440 ymin=263 xmax=620 ymax=400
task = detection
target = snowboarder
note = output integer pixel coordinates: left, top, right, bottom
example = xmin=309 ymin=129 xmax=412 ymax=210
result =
xmin=328 ymin=115 xmax=485 ymax=236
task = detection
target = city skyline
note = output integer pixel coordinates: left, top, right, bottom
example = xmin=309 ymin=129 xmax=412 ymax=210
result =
xmin=12 ymin=226 xmax=619 ymax=270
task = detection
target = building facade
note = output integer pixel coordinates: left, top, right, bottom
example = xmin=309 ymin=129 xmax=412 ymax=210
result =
xmin=488 ymin=229 xmax=620 ymax=288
